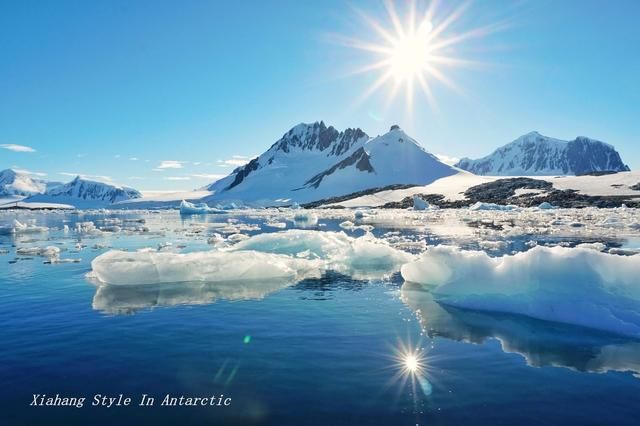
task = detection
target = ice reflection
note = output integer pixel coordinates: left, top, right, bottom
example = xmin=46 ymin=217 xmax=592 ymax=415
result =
xmin=92 ymin=279 xmax=293 ymax=315
xmin=401 ymin=282 xmax=640 ymax=377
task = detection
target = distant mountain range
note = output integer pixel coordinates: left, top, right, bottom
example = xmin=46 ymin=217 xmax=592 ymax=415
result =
xmin=455 ymin=131 xmax=630 ymax=176
xmin=1 ymin=126 xmax=633 ymax=208
xmin=204 ymin=122 xmax=458 ymax=205
xmin=1 ymin=169 xmax=141 ymax=207
xmin=0 ymin=169 xmax=61 ymax=197
xmin=25 ymin=176 xmax=142 ymax=207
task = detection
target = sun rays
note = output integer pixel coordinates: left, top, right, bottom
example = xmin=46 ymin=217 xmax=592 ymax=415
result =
xmin=335 ymin=0 xmax=506 ymax=114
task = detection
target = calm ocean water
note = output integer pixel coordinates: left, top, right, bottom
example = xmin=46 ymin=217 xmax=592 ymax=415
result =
xmin=1 ymin=211 xmax=639 ymax=425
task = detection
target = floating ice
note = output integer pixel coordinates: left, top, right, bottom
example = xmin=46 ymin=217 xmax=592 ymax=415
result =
xmin=179 ymin=200 xmax=223 ymax=215
xmin=401 ymin=245 xmax=640 ymax=338
xmin=0 ymin=219 xmax=48 ymax=235
xmin=412 ymin=196 xmax=430 ymax=211
xmin=231 ymin=230 xmax=413 ymax=279
xmin=537 ymin=202 xmax=557 ymax=210
xmin=89 ymin=230 xmax=413 ymax=286
xmin=470 ymin=202 xmax=518 ymax=211
xmin=89 ymin=249 xmax=322 ymax=286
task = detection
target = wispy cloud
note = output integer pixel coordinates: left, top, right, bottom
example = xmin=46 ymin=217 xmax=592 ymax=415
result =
xmin=165 ymin=176 xmax=191 ymax=181
xmin=217 ymin=155 xmax=254 ymax=167
xmin=191 ymin=173 xmax=226 ymax=180
xmin=435 ymin=153 xmax=460 ymax=166
xmin=59 ymin=172 xmax=113 ymax=182
xmin=13 ymin=168 xmax=47 ymax=177
xmin=157 ymin=160 xmax=184 ymax=169
xmin=129 ymin=157 xmax=139 ymax=161
xmin=1 ymin=144 xmax=36 ymax=153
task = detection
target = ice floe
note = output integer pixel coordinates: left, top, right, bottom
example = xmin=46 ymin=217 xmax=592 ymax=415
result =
xmin=401 ymin=245 xmax=640 ymax=337
xmin=89 ymin=230 xmax=413 ymax=286
xmin=179 ymin=200 xmax=224 ymax=215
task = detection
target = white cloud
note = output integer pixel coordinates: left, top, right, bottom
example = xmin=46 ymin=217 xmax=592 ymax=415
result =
xmin=127 ymin=176 xmax=146 ymax=180
xmin=216 ymin=155 xmax=254 ymax=168
xmin=1 ymin=144 xmax=36 ymax=153
xmin=191 ymin=173 xmax=226 ymax=180
xmin=13 ymin=168 xmax=47 ymax=177
xmin=59 ymin=172 xmax=113 ymax=182
xmin=157 ymin=160 xmax=184 ymax=169
xmin=129 ymin=157 xmax=138 ymax=161
xmin=152 ymin=168 xmax=165 ymax=172
xmin=435 ymin=153 xmax=460 ymax=166
xmin=165 ymin=176 xmax=191 ymax=181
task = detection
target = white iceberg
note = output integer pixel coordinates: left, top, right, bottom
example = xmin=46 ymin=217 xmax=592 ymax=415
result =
xmin=179 ymin=200 xmax=224 ymax=215
xmin=89 ymin=230 xmax=413 ymax=286
xmin=0 ymin=219 xmax=49 ymax=235
xmin=89 ymin=249 xmax=323 ymax=286
xmin=401 ymin=245 xmax=640 ymax=338
xmin=469 ymin=202 xmax=518 ymax=211
xmin=412 ymin=196 xmax=430 ymax=211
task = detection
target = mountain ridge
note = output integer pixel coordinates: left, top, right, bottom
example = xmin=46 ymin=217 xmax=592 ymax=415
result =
xmin=455 ymin=131 xmax=630 ymax=176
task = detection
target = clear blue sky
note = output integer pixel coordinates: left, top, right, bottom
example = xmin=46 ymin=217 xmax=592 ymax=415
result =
xmin=1 ymin=0 xmax=639 ymax=190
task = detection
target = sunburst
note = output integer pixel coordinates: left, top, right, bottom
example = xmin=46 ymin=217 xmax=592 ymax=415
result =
xmin=337 ymin=0 xmax=504 ymax=113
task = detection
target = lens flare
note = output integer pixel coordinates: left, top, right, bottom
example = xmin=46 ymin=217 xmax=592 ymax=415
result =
xmin=335 ymin=0 xmax=508 ymax=113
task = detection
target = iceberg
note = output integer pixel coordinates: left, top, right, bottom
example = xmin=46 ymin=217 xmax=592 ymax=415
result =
xmin=231 ymin=230 xmax=413 ymax=279
xmin=0 ymin=219 xmax=48 ymax=235
xmin=401 ymin=245 xmax=640 ymax=338
xmin=469 ymin=202 xmax=518 ymax=211
xmin=88 ymin=230 xmax=413 ymax=286
xmin=179 ymin=200 xmax=224 ymax=215
xmin=412 ymin=196 xmax=430 ymax=211
xmin=89 ymin=249 xmax=323 ymax=286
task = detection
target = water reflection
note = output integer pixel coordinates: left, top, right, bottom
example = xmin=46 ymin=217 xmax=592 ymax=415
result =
xmin=92 ymin=279 xmax=293 ymax=314
xmin=401 ymin=282 xmax=640 ymax=377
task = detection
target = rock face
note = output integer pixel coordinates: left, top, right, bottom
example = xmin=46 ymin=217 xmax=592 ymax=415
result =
xmin=205 ymin=122 xmax=458 ymax=205
xmin=0 ymin=169 xmax=60 ymax=197
xmin=455 ymin=132 xmax=630 ymax=176
xmin=25 ymin=176 xmax=142 ymax=206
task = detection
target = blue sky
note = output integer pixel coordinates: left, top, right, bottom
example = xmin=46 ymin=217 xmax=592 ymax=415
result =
xmin=1 ymin=0 xmax=639 ymax=190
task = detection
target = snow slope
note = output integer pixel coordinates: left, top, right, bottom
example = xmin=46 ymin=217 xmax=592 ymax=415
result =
xmin=25 ymin=176 xmax=142 ymax=208
xmin=331 ymin=171 xmax=640 ymax=208
xmin=456 ymin=131 xmax=630 ymax=176
xmin=204 ymin=123 xmax=458 ymax=206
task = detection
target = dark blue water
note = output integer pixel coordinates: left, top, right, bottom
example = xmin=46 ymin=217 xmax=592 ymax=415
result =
xmin=1 ymin=211 xmax=639 ymax=425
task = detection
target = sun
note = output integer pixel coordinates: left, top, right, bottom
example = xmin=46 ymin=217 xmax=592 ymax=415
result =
xmin=388 ymin=19 xmax=434 ymax=83
xmin=335 ymin=0 xmax=505 ymax=113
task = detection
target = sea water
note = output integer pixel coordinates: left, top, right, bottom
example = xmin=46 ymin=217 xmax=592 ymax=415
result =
xmin=1 ymin=209 xmax=639 ymax=425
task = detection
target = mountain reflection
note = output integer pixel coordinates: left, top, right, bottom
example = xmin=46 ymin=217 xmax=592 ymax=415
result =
xmin=401 ymin=282 xmax=640 ymax=377
xmin=92 ymin=279 xmax=293 ymax=315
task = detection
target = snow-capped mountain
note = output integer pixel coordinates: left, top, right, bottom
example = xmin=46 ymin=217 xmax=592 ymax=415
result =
xmin=25 ymin=176 xmax=142 ymax=207
xmin=455 ymin=131 xmax=630 ymax=176
xmin=0 ymin=168 xmax=60 ymax=197
xmin=205 ymin=122 xmax=458 ymax=205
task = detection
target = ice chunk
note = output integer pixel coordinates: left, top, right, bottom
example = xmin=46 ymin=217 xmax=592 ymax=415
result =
xmin=0 ymin=219 xmax=48 ymax=235
xmin=89 ymin=249 xmax=323 ymax=286
xmin=179 ymin=200 xmax=224 ymax=215
xmin=231 ymin=230 xmax=413 ymax=279
xmin=469 ymin=202 xmax=518 ymax=211
xmin=401 ymin=245 xmax=640 ymax=338
xmin=537 ymin=202 xmax=557 ymax=210
xmin=90 ymin=230 xmax=413 ymax=286
xmin=412 ymin=196 xmax=429 ymax=211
